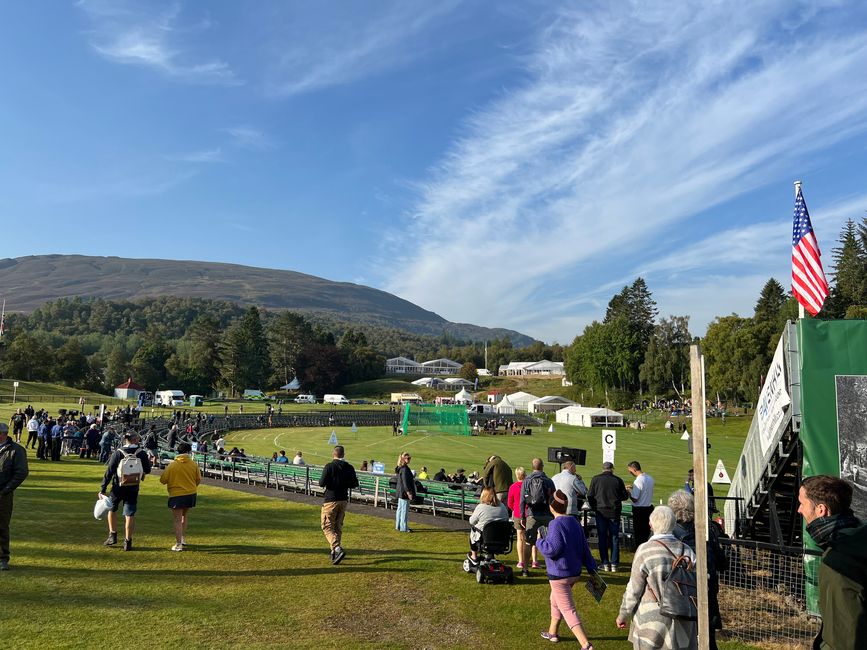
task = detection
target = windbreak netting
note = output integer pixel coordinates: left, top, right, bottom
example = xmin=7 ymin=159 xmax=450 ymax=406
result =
xmin=400 ymin=403 xmax=471 ymax=436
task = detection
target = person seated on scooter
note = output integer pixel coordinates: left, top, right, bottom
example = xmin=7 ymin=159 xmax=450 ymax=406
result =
xmin=467 ymin=487 xmax=510 ymax=564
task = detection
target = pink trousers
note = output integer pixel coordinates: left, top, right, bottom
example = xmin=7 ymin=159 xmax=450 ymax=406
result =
xmin=549 ymin=576 xmax=583 ymax=629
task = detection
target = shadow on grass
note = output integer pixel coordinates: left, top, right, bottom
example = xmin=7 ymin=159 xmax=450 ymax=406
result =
xmin=13 ymin=562 xmax=424 ymax=579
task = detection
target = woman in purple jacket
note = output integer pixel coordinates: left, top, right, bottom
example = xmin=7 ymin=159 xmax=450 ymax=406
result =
xmin=536 ymin=489 xmax=597 ymax=648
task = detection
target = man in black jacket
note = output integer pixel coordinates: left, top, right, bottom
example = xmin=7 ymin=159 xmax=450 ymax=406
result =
xmin=0 ymin=422 xmax=29 ymax=571
xmin=318 ymin=445 xmax=359 ymax=565
xmin=587 ymin=461 xmax=629 ymax=572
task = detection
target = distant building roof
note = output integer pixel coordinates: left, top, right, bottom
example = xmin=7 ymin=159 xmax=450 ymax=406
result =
xmin=116 ymin=377 xmax=144 ymax=390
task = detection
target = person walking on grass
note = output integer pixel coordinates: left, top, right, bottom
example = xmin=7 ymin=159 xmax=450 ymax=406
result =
xmin=518 ymin=458 xmax=556 ymax=576
xmin=159 ymin=442 xmax=202 ymax=551
xmin=318 ymin=445 xmax=359 ymax=565
xmin=0 ymin=423 xmax=29 ymax=571
xmin=395 ymin=452 xmax=414 ymax=532
xmin=536 ymin=489 xmax=597 ymax=648
xmin=99 ymin=432 xmax=152 ymax=551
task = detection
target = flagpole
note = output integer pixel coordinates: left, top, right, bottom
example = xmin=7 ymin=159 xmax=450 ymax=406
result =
xmin=794 ymin=180 xmax=805 ymax=320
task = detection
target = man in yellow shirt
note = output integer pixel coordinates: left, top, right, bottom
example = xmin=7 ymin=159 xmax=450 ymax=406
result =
xmin=159 ymin=443 xmax=202 ymax=551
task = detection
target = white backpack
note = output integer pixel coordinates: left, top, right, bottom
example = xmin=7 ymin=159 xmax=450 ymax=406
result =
xmin=117 ymin=451 xmax=144 ymax=486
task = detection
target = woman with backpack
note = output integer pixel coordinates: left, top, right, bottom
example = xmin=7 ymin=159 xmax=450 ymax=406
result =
xmin=616 ymin=505 xmax=698 ymax=649
xmin=535 ymin=489 xmax=597 ymax=648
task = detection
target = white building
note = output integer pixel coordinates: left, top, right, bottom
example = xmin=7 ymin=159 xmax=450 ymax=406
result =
xmin=556 ymin=405 xmax=624 ymax=428
xmin=528 ymin=395 xmax=576 ymax=413
xmin=498 ymin=360 xmax=565 ymax=376
xmin=114 ymin=378 xmax=144 ymax=400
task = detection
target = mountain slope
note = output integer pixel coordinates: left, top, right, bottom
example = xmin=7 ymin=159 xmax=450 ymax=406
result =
xmin=0 ymin=255 xmax=535 ymax=345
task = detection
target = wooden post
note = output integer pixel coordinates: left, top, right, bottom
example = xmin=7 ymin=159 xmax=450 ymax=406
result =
xmin=374 ymin=476 xmax=380 ymax=508
xmin=690 ymin=344 xmax=710 ymax=650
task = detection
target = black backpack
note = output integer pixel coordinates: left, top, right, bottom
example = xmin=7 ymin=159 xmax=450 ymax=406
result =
xmin=650 ymin=541 xmax=698 ymax=621
xmin=525 ymin=475 xmax=547 ymax=509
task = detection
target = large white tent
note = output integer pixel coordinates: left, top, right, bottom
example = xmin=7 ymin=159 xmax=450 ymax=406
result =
xmin=556 ymin=405 xmax=624 ymax=428
xmin=506 ymin=391 xmax=540 ymax=412
xmin=528 ymin=395 xmax=576 ymax=413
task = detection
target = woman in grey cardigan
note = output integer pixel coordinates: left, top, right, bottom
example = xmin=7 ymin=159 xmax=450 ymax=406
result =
xmin=616 ymin=505 xmax=698 ymax=649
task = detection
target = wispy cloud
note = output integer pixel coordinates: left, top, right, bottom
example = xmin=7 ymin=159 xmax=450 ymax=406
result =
xmin=165 ymin=147 xmax=223 ymax=163
xmin=77 ymin=0 xmax=239 ymax=85
xmin=382 ymin=1 xmax=867 ymax=341
xmin=265 ymin=1 xmax=461 ymax=96
xmin=223 ymin=126 xmax=275 ymax=151
xmin=34 ymin=169 xmax=197 ymax=203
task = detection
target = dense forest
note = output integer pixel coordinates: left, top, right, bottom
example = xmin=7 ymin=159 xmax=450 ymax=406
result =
xmin=0 ymin=297 xmax=561 ymax=396
xmin=1 ymin=216 xmax=865 ymax=403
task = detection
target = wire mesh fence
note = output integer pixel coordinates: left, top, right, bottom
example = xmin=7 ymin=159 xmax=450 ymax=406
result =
xmin=718 ymin=538 xmax=821 ymax=649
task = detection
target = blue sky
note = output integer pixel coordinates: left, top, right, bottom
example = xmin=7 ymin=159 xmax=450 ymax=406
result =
xmin=2 ymin=1 xmax=867 ymax=344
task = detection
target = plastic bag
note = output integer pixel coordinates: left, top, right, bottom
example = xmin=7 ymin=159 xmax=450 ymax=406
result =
xmin=93 ymin=495 xmax=112 ymax=520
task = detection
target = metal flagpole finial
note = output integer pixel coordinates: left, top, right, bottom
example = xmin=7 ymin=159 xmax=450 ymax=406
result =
xmin=794 ymin=180 xmax=802 ymax=195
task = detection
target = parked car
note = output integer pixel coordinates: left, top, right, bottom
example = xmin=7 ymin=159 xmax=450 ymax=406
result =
xmin=294 ymin=394 xmax=317 ymax=404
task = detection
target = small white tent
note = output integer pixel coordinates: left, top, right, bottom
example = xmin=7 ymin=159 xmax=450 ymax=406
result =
xmin=279 ymin=378 xmax=301 ymax=391
xmin=454 ymin=388 xmax=474 ymax=404
xmin=495 ymin=394 xmax=516 ymax=415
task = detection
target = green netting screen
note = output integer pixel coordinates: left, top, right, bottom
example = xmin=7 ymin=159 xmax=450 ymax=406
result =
xmin=400 ymin=403 xmax=471 ymax=436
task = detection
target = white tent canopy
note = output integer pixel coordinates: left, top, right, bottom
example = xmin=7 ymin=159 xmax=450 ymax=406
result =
xmin=495 ymin=394 xmax=516 ymax=415
xmin=555 ymin=405 xmax=624 ymax=428
xmin=454 ymin=388 xmax=474 ymax=404
xmin=506 ymin=391 xmax=540 ymax=412
xmin=528 ymin=395 xmax=576 ymax=414
xmin=280 ymin=378 xmax=301 ymax=391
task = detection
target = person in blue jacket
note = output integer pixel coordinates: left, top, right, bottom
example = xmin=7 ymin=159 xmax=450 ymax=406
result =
xmin=536 ymin=489 xmax=598 ymax=648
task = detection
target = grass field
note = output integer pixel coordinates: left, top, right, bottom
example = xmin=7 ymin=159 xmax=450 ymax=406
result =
xmin=223 ymin=415 xmax=748 ymax=502
xmin=1 ymin=456 xmax=757 ymax=650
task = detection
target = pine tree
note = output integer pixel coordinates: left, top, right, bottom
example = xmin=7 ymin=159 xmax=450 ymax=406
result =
xmin=828 ymin=219 xmax=867 ymax=318
xmin=754 ymin=278 xmax=787 ymax=323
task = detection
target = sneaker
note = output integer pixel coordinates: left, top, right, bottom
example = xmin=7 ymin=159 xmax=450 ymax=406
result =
xmin=608 ymin=564 xmax=618 ymax=573
xmin=521 ymin=569 xmax=530 ymax=577
xmin=540 ymin=631 xmax=559 ymax=643
xmin=0 ymin=560 xmax=9 ymax=571
xmin=531 ymin=561 xmax=541 ymax=569
xmin=332 ymin=546 xmax=346 ymax=565
xmin=123 ymin=539 xmax=132 ymax=552
xmin=171 ymin=543 xmax=184 ymax=552
xmin=103 ymin=532 xmax=118 ymax=546
xmin=516 ymin=562 xmax=525 ymax=570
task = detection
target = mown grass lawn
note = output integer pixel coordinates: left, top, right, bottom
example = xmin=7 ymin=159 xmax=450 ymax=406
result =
xmin=1 ymin=457 xmax=759 ymax=650
xmin=224 ymin=416 xmax=749 ymax=502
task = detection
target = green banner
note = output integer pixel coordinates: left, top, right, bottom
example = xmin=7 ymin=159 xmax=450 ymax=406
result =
xmin=798 ymin=318 xmax=867 ymax=614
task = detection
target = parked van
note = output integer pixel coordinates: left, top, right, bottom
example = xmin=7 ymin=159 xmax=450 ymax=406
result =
xmin=242 ymin=389 xmax=270 ymax=400
xmin=323 ymin=394 xmax=350 ymax=405
xmin=155 ymin=390 xmax=186 ymax=407
xmin=294 ymin=394 xmax=317 ymax=404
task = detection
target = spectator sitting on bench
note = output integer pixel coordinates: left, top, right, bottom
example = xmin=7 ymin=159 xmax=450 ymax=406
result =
xmin=275 ymin=450 xmax=289 ymax=464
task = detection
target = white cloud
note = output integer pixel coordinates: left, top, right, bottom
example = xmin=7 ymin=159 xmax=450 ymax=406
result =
xmin=78 ymin=1 xmax=239 ymax=84
xmin=265 ymin=1 xmax=461 ymax=96
xmin=382 ymin=1 xmax=867 ymax=341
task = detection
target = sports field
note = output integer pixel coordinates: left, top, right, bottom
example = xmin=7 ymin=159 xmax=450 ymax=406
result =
xmin=222 ymin=417 xmax=747 ymax=501
xmin=2 ymin=457 xmax=757 ymax=650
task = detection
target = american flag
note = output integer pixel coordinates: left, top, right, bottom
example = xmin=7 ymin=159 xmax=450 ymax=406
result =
xmin=791 ymin=186 xmax=829 ymax=316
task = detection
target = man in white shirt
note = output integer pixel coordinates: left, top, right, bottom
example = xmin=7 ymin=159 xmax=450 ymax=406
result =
xmin=292 ymin=451 xmax=306 ymax=466
xmin=215 ymin=435 xmax=225 ymax=451
xmin=551 ymin=461 xmax=587 ymax=517
xmin=627 ymin=460 xmax=655 ymax=546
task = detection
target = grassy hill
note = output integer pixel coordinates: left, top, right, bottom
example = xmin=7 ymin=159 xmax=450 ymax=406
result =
xmin=0 ymin=255 xmax=535 ymax=345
